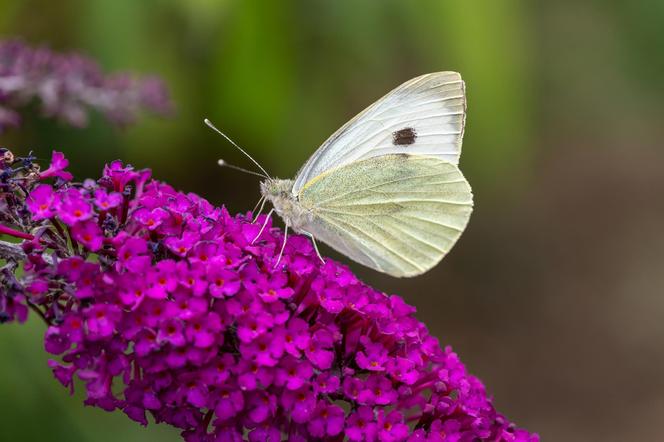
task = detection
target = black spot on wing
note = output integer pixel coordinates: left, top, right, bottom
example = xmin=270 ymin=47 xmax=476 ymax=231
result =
xmin=392 ymin=127 xmax=417 ymax=146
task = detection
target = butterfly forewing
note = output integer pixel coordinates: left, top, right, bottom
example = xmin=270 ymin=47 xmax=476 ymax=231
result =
xmin=297 ymin=154 xmax=473 ymax=277
xmin=292 ymin=72 xmax=466 ymax=194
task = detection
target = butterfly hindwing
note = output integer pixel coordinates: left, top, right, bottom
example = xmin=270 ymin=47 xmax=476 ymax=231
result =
xmin=296 ymin=154 xmax=473 ymax=277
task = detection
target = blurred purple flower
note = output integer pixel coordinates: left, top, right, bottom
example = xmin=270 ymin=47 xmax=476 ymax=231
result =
xmin=0 ymin=39 xmax=173 ymax=132
xmin=0 ymin=149 xmax=539 ymax=442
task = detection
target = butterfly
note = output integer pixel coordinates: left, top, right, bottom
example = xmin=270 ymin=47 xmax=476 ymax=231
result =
xmin=207 ymin=72 xmax=473 ymax=277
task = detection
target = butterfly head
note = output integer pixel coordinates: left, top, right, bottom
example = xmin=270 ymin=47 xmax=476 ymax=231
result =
xmin=260 ymin=178 xmax=293 ymax=200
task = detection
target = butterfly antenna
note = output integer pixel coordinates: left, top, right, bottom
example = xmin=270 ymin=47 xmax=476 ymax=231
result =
xmin=204 ymin=118 xmax=270 ymax=179
xmin=217 ymin=159 xmax=267 ymax=178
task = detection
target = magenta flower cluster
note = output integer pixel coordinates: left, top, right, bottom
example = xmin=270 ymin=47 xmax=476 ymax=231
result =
xmin=0 ymin=39 xmax=172 ymax=132
xmin=0 ymin=149 xmax=538 ymax=441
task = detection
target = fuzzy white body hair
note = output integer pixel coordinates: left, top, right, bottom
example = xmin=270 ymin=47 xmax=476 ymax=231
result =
xmin=260 ymin=178 xmax=313 ymax=232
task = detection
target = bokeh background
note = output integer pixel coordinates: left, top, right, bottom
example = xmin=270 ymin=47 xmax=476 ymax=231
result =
xmin=1 ymin=1 xmax=663 ymax=441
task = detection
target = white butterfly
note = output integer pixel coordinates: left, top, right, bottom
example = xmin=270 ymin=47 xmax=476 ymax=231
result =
xmin=208 ymin=72 xmax=473 ymax=277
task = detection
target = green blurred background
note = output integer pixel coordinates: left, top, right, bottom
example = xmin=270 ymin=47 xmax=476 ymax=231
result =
xmin=2 ymin=0 xmax=664 ymax=440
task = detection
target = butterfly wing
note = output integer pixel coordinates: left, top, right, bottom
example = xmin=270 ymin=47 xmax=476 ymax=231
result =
xmin=292 ymin=72 xmax=466 ymax=194
xmin=297 ymin=154 xmax=473 ymax=277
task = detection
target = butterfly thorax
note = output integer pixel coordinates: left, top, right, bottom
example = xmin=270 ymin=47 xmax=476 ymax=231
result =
xmin=260 ymin=178 xmax=313 ymax=231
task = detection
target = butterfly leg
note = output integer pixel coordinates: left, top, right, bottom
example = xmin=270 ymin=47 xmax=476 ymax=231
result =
xmin=252 ymin=196 xmax=267 ymax=223
xmin=301 ymin=230 xmax=325 ymax=265
xmin=252 ymin=208 xmax=274 ymax=244
xmin=274 ymin=223 xmax=289 ymax=268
